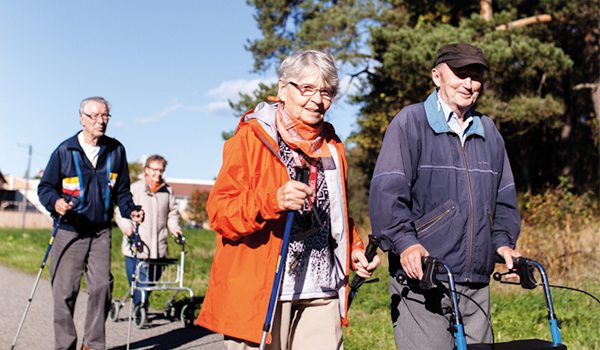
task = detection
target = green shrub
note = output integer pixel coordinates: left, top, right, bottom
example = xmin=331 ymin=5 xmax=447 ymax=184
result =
xmin=519 ymin=177 xmax=599 ymax=276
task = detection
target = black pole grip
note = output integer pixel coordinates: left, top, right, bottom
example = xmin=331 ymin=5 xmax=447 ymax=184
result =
xmin=349 ymin=236 xmax=379 ymax=292
xmin=294 ymin=166 xmax=310 ymax=185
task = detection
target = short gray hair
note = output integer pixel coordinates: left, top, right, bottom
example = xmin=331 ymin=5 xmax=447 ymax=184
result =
xmin=79 ymin=96 xmax=111 ymax=115
xmin=278 ymin=50 xmax=340 ymax=92
xmin=145 ymin=154 xmax=167 ymax=168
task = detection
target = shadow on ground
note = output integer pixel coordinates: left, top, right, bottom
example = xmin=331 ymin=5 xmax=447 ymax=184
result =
xmin=110 ymin=325 xmax=218 ymax=350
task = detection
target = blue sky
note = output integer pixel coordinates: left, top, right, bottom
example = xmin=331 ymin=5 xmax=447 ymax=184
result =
xmin=0 ymin=1 xmax=361 ymax=181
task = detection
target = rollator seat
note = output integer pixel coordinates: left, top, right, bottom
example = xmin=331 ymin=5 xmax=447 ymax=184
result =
xmin=467 ymin=339 xmax=567 ymax=350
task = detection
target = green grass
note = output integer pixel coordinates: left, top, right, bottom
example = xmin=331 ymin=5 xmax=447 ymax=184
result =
xmin=1 ymin=227 xmax=599 ymax=349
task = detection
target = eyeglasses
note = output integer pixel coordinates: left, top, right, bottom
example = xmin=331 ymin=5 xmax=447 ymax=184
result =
xmin=83 ymin=113 xmax=111 ymax=122
xmin=288 ymin=82 xmax=336 ymax=100
xmin=146 ymin=167 xmax=165 ymax=173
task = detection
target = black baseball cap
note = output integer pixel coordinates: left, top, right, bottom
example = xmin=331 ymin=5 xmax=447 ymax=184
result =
xmin=434 ymin=43 xmax=489 ymax=71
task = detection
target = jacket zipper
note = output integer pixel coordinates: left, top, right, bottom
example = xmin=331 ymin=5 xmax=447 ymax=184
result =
xmin=416 ymin=206 xmax=455 ymax=235
xmin=462 ymin=143 xmax=474 ymax=282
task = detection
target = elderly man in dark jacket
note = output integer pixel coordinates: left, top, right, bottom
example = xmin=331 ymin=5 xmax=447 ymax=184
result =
xmin=38 ymin=96 xmax=144 ymax=350
xmin=369 ymin=43 xmax=522 ymax=349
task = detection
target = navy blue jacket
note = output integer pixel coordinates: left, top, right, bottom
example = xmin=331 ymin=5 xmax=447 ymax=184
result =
xmin=38 ymin=132 xmax=135 ymax=231
xmin=370 ymin=90 xmax=521 ymax=283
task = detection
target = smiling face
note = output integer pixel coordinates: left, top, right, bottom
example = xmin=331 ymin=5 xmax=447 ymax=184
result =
xmin=432 ymin=63 xmax=484 ymax=118
xmin=145 ymin=160 xmax=165 ymax=184
xmin=278 ymin=66 xmax=333 ymax=126
xmin=80 ymin=100 xmax=108 ymax=144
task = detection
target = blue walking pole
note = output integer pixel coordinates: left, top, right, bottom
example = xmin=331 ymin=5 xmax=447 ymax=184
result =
xmin=258 ymin=211 xmax=295 ymax=350
xmin=259 ymin=166 xmax=309 ymax=350
xmin=126 ymin=217 xmax=142 ymax=350
xmin=11 ymin=215 xmax=62 ymax=350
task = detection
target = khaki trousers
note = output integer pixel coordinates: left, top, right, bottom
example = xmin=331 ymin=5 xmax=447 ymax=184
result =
xmin=224 ymin=298 xmax=343 ymax=350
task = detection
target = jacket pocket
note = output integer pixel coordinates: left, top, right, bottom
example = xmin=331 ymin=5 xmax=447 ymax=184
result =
xmin=487 ymin=207 xmax=494 ymax=232
xmin=415 ymin=201 xmax=458 ymax=240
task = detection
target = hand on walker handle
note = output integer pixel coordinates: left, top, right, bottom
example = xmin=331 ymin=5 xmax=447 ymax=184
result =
xmin=400 ymin=244 xmax=430 ymax=280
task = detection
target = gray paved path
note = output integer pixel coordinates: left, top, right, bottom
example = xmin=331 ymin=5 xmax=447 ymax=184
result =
xmin=1 ymin=264 xmax=226 ymax=350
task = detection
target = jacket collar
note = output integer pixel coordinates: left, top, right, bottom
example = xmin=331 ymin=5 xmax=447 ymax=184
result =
xmin=424 ymin=89 xmax=486 ymax=139
xmin=65 ymin=132 xmax=111 ymax=159
xmin=242 ymin=102 xmax=278 ymax=137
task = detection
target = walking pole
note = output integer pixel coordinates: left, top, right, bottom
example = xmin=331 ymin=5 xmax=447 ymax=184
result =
xmin=347 ymin=235 xmax=380 ymax=310
xmin=11 ymin=215 xmax=62 ymax=350
xmin=259 ymin=167 xmax=308 ymax=350
xmin=126 ymin=220 xmax=141 ymax=350
xmin=259 ymin=211 xmax=294 ymax=350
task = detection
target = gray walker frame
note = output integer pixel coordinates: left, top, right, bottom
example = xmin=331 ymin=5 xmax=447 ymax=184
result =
xmin=109 ymin=234 xmax=195 ymax=329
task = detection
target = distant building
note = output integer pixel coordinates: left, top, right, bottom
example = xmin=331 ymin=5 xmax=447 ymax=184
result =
xmin=0 ymin=172 xmax=214 ymax=229
xmin=0 ymin=173 xmax=53 ymax=228
xmin=164 ymin=177 xmax=214 ymax=227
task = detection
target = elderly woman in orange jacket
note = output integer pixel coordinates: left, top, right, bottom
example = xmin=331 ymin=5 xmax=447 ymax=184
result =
xmin=196 ymin=49 xmax=380 ymax=350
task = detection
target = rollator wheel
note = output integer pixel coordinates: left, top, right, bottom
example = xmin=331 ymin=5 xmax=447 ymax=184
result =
xmin=180 ymin=303 xmax=195 ymax=328
xmin=108 ymin=300 xmax=120 ymax=322
xmin=133 ymin=304 xmax=147 ymax=329
xmin=164 ymin=300 xmax=175 ymax=319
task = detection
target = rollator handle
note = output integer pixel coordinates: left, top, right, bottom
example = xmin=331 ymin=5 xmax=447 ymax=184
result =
xmin=418 ymin=256 xmax=438 ymax=291
xmin=493 ymin=255 xmax=537 ymax=289
xmin=395 ymin=256 xmax=438 ymax=291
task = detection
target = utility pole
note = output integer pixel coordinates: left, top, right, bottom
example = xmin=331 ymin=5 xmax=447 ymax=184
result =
xmin=20 ymin=144 xmax=32 ymax=229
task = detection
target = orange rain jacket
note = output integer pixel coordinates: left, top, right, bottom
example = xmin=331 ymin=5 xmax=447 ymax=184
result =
xmin=196 ymin=102 xmax=365 ymax=344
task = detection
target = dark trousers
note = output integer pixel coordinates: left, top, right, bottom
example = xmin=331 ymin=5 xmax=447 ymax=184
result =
xmin=50 ymin=227 xmax=112 ymax=350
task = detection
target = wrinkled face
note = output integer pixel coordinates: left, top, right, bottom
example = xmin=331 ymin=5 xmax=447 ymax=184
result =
xmin=80 ymin=101 xmax=108 ymax=140
xmin=145 ymin=160 xmax=165 ymax=184
xmin=278 ymin=67 xmax=334 ymax=126
xmin=432 ymin=63 xmax=484 ymax=117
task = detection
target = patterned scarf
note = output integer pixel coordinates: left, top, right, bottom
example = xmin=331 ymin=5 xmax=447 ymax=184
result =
xmin=275 ymin=103 xmax=331 ymax=159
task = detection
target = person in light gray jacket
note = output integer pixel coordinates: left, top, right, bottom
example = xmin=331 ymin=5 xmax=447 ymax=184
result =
xmin=116 ymin=154 xmax=182 ymax=310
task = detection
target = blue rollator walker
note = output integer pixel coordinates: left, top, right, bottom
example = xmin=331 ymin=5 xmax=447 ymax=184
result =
xmin=467 ymin=256 xmax=565 ymax=349
xmin=416 ymin=256 xmax=566 ymax=350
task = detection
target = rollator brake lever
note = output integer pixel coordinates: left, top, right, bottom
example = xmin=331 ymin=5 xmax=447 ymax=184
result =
xmin=493 ymin=256 xmax=538 ymax=289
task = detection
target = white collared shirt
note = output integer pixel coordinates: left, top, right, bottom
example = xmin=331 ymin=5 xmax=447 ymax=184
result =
xmin=437 ymin=97 xmax=473 ymax=146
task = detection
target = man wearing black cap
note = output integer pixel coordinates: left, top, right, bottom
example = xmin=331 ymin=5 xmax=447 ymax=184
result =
xmin=369 ymin=43 xmax=522 ymax=349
